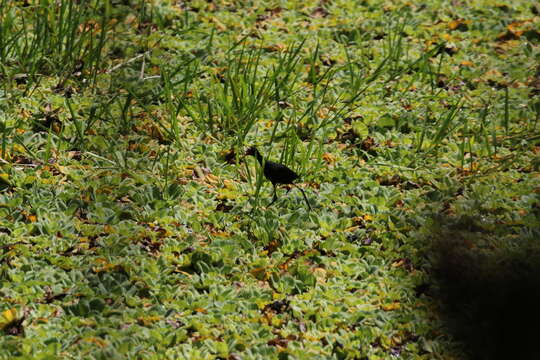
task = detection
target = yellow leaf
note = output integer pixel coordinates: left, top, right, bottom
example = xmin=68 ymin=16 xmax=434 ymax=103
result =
xmin=205 ymin=173 xmax=219 ymax=184
xmin=79 ymin=318 xmax=96 ymax=327
xmin=175 ymin=269 xmax=192 ymax=277
xmin=448 ymin=19 xmax=470 ymax=31
xmin=217 ymin=188 xmax=238 ymax=200
xmin=2 ymin=308 xmax=17 ymax=322
xmin=302 ymin=334 xmax=320 ymax=341
xmin=138 ymin=315 xmax=162 ymax=326
xmin=448 ymin=20 xmax=460 ymax=30
xmin=83 ymin=337 xmax=107 ymax=347
xmin=52 ymin=122 xmax=61 ymax=134
xmin=317 ymin=107 xmax=330 ymax=119
xmin=392 ymin=259 xmax=405 ymax=267
xmin=270 ymin=316 xmax=282 ymax=327
xmin=13 ymin=144 xmax=25 ymax=153
xmin=0 ymin=308 xmax=18 ymax=330
xmin=55 ymin=165 xmax=69 ymax=175
xmin=223 ymin=179 xmax=235 ymax=190
xmin=381 ymin=302 xmax=401 ymax=311
xmin=250 ymin=267 xmax=267 ymax=279
xmin=92 ymin=258 xmax=119 ymax=273
xmin=211 ymin=231 xmax=230 ymax=237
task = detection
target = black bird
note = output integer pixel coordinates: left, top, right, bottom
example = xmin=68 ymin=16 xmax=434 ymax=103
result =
xmin=245 ymin=146 xmax=311 ymax=210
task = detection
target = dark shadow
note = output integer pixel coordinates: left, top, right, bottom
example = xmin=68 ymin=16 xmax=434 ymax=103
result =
xmin=420 ymin=213 xmax=540 ymax=360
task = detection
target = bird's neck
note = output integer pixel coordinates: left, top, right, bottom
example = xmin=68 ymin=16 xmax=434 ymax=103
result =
xmin=253 ymin=150 xmax=264 ymax=164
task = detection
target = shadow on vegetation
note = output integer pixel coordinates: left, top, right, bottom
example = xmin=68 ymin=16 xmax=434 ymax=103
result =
xmin=422 ymin=212 xmax=540 ymax=360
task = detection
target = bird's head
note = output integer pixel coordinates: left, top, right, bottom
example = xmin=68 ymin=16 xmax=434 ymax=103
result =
xmin=245 ymin=146 xmax=258 ymax=157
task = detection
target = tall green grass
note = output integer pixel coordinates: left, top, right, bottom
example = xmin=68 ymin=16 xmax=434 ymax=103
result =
xmin=0 ymin=0 xmax=109 ymax=87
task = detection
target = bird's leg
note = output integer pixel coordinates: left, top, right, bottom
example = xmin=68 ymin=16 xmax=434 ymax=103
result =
xmin=268 ymin=183 xmax=278 ymax=207
xmin=293 ymin=184 xmax=312 ymax=211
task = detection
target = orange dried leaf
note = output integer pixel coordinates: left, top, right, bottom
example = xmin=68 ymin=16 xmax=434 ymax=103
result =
xmin=264 ymin=43 xmax=286 ymax=52
xmin=312 ymin=267 xmax=327 ymax=283
xmin=83 ymin=337 xmax=107 ymax=347
xmin=381 ymin=302 xmax=401 ymax=311
xmin=507 ymin=21 xmax=525 ymax=33
xmin=392 ymin=259 xmax=405 ymax=268
xmin=205 ymin=174 xmax=219 ymax=184
xmin=441 ymin=33 xmax=452 ymax=41
xmin=322 ymin=152 xmax=336 ymax=164
xmin=93 ymin=263 xmax=117 ymax=273
xmin=250 ymin=267 xmax=267 ymax=278
xmin=448 ymin=19 xmax=470 ymax=31
xmin=448 ymin=20 xmax=460 ymax=30
xmin=211 ymin=16 xmax=226 ymax=31
xmin=223 ymin=179 xmax=235 ymax=190
xmin=138 ymin=315 xmax=162 ymax=326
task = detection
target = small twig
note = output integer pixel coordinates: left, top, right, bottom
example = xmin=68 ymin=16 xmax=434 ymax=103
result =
xmin=139 ymin=54 xmax=146 ymax=80
xmin=107 ymin=52 xmax=149 ymax=74
xmin=0 ymin=241 xmax=28 ymax=250
xmin=13 ymin=164 xmax=40 ymax=169
xmin=370 ymin=162 xmax=420 ymax=171
xmin=83 ymin=151 xmax=116 ymax=165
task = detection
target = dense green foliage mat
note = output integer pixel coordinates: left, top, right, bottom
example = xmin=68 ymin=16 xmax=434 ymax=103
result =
xmin=0 ymin=0 xmax=539 ymax=359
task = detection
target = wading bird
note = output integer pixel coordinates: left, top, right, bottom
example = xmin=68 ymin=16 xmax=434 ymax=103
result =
xmin=245 ymin=146 xmax=311 ymax=210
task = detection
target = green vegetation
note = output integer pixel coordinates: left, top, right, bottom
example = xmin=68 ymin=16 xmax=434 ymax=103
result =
xmin=1 ymin=0 xmax=539 ymax=359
